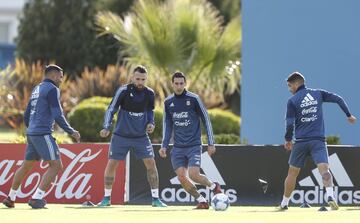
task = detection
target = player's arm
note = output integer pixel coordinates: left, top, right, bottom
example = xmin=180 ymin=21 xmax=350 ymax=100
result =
xmin=160 ymin=102 xmax=173 ymax=157
xmin=102 ymin=86 xmax=125 ymax=131
xmin=24 ymin=100 xmax=31 ymax=127
xmin=47 ymin=88 xmax=80 ymax=142
xmin=146 ymin=90 xmax=155 ymax=133
xmin=284 ymin=100 xmax=296 ymax=150
xmin=195 ymin=96 xmax=216 ymax=155
xmin=320 ymin=90 xmax=356 ymax=123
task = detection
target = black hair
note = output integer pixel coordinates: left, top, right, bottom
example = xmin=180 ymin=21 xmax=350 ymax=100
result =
xmin=133 ymin=65 xmax=148 ymax=74
xmin=287 ymin=71 xmax=305 ymax=84
xmin=171 ymin=71 xmax=186 ymax=83
xmin=45 ymin=64 xmax=63 ymax=76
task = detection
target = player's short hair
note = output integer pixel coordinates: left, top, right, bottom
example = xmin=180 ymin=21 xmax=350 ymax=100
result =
xmin=45 ymin=64 xmax=63 ymax=76
xmin=287 ymin=71 xmax=305 ymax=84
xmin=133 ymin=65 xmax=148 ymax=74
xmin=172 ymin=72 xmax=186 ymax=83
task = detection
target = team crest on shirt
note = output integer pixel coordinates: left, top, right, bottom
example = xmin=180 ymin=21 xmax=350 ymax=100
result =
xmin=186 ymin=100 xmax=191 ymax=106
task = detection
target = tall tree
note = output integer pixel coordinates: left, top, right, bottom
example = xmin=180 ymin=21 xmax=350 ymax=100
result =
xmin=16 ymin=0 xmax=124 ymax=77
xmin=96 ymin=0 xmax=241 ymax=107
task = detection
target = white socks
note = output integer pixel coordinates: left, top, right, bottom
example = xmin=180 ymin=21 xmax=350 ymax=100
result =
xmin=281 ymin=195 xmax=290 ymax=207
xmin=8 ymin=189 xmax=18 ymax=201
xmin=32 ymin=188 xmax=45 ymax=200
xmin=209 ymin=183 xmax=216 ymax=190
xmin=326 ymin=187 xmax=334 ymax=198
xmin=104 ymin=189 xmax=112 ymax=197
xmin=196 ymin=196 xmax=207 ymax=203
xmin=151 ymin=189 xmax=159 ymax=199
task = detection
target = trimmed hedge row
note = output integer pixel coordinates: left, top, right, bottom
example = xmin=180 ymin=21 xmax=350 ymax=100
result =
xmin=68 ymin=97 xmax=241 ymax=143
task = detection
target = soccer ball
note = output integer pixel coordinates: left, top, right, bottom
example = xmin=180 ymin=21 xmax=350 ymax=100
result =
xmin=211 ymin=193 xmax=230 ymax=211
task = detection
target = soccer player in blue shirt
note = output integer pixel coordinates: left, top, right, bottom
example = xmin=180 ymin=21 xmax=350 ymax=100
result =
xmin=2 ymin=65 xmax=81 ymax=209
xmin=97 ymin=65 xmax=166 ymax=207
xmin=159 ymin=72 xmax=222 ymax=209
xmin=278 ymin=72 xmax=356 ymax=210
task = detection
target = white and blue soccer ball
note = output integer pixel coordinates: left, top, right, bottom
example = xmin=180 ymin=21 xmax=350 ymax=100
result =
xmin=211 ymin=193 xmax=230 ymax=211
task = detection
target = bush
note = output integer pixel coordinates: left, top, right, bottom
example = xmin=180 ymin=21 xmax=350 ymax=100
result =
xmin=326 ymin=135 xmax=340 ymax=145
xmin=68 ymin=98 xmax=113 ymax=142
xmin=202 ymin=134 xmax=241 ymax=145
xmin=208 ymin=109 xmax=240 ymax=135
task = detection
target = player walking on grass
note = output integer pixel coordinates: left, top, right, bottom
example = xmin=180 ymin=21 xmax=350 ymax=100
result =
xmin=98 ymin=65 xmax=166 ymax=207
xmin=159 ymin=72 xmax=222 ymax=209
xmin=278 ymin=72 xmax=356 ymax=211
xmin=2 ymin=65 xmax=81 ymax=209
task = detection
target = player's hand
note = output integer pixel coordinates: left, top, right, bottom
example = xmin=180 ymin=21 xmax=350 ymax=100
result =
xmin=71 ymin=130 xmax=81 ymax=143
xmin=159 ymin=148 xmax=167 ymax=158
xmin=146 ymin=123 xmax=155 ymax=134
xmin=100 ymin=129 xmax=110 ymax=138
xmin=284 ymin=141 xmax=293 ymax=151
xmin=348 ymin=115 xmax=357 ymax=124
xmin=207 ymin=145 xmax=216 ymax=156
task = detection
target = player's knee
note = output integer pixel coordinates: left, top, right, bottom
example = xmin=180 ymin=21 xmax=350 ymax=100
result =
xmin=177 ymin=174 xmax=188 ymax=183
xmin=189 ymin=172 xmax=200 ymax=181
xmin=321 ymin=171 xmax=331 ymax=181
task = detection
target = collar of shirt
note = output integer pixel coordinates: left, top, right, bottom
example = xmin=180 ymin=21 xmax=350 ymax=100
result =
xmin=43 ymin=78 xmax=57 ymax=87
xmin=296 ymin=84 xmax=306 ymax=92
xmin=174 ymin=89 xmax=187 ymax=98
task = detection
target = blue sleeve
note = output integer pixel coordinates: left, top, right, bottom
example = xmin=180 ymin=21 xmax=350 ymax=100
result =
xmin=47 ymin=88 xmax=75 ymax=134
xmin=285 ymin=100 xmax=296 ymax=141
xmin=103 ymin=86 xmax=125 ymax=130
xmin=195 ymin=97 xmax=215 ymax=145
xmin=161 ymin=102 xmax=173 ymax=149
xmin=24 ymin=100 xmax=31 ymax=127
xmin=320 ymin=90 xmax=351 ymax=117
xmin=147 ymin=90 xmax=155 ymax=125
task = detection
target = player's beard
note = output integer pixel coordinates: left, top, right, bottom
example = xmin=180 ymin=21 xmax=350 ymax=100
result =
xmin=135 ymin=84 xmax=144 ymax=90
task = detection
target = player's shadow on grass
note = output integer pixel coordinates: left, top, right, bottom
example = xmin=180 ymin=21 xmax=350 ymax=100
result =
xmin=120 ymin=209 xmax=191 ymax=212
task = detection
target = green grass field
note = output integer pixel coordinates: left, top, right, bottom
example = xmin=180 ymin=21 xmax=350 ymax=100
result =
xmin=1 ymin=204 xmax=359 ymax=223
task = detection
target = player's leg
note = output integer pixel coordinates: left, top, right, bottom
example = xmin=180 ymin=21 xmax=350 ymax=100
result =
xmin=28 ymin=135 xmax=62 ymax=209
xmin=311 ymin=140 xmax=338 ymax=210
xmin=2 ymin=159 xmax=36 ymax=208
xmin=187 ymin=146 xmax=221 ymax=194
xmin=135 ymin=136 xmax=166 ymax=207
xmin=278 ymin=141 xmax=307 ymax=210
xmin=142 ymin=157 xmax=166 ymax=207
xmin=171 ymin=147 xmax=208 ymax=209
xmin=98 ymin=134 xmax=127 ymax=206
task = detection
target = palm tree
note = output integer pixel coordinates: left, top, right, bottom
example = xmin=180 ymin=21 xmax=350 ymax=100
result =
xmin=96 ymin=0 xmax=241 ymax=107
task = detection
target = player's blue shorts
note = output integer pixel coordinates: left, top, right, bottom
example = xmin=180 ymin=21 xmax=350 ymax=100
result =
xmin=109 ymin=134 xmax=154 ymax=160
xmin=171 ymin=145 xmax=202 ymax=171
xmin=289 ymin=139 xmax=329 ymax=168
xmin=25 ymin=135 xmax=60 ymax=161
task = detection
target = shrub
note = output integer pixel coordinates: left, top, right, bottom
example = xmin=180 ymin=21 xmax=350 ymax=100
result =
xmin=68 ymin=98 xmax=112 ymax=142
xmin=11 ymin=133 xmax=73 ymax=144
xmin=202 ymin=134 xmax=241 ymax=145
xmin=326 ymin=135 xmax=340 ymax=145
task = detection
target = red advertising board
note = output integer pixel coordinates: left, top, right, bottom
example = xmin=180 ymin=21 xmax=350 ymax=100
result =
xmin=0 ymin=144 xmax=125 ymax=204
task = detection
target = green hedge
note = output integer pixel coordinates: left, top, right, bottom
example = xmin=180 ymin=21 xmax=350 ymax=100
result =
xmin=68 ymin=97 xmax=113 ymax=142
xmin=68 ymin=96 xmax=241 ymax=143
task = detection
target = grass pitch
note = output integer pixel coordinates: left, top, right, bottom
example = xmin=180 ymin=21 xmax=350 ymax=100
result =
xmin=1 ymin=204 xmax=359 ymax=223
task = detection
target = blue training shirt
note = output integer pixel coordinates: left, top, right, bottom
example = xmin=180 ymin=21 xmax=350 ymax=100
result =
xmin=161 ymin=90 xmax=215 ymax=149
xmin=24 ymin=79 xmax=75 ymax=135
xmin=285 ymin=85 xmax=351 ymax=142
xmin=103 ymin=84 xmax=155 ymax=138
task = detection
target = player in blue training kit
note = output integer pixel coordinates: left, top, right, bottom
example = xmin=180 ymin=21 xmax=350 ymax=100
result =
xmin=98 ymin=65 xmax=166 ymax=207
xmin=278 ymin=72 xmax=356 ymax=211
xmin=2 ymin=65 xmax=81 ymax=209
xmin=159 ymin=72 xmax=222 ymax=210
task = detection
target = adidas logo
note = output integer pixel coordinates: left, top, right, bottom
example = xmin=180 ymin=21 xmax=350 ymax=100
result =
xmin=170 ymin=102 xmax=174 ymax=107
xmin=300 ymin=93 xmax=318 ymax=108
xmin=291 ymin=153 xmax=360 ymax=205
xmin=170 ymin=152 xmax=225 ymax=185
xmin=298 ymin=153 xmax=353 ymax=187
